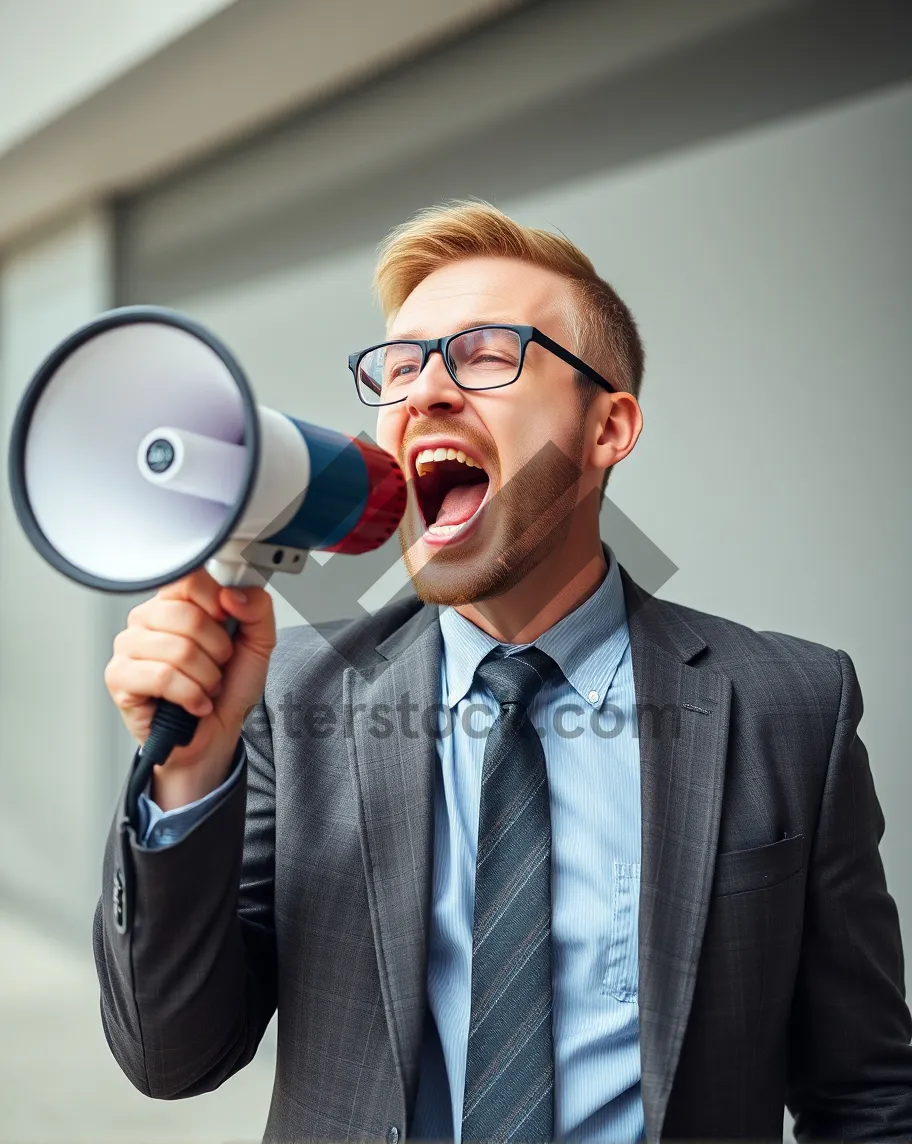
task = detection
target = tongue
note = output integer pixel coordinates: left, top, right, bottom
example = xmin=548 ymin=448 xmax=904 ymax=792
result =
xmin=435 ymin=481 xmax=487 ymax=526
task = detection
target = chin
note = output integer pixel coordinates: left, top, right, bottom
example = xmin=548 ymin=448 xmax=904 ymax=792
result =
xmin=398 ymin=514 xmax=498 ymax=606
xmin=399 ymin=506 xmax=564 ymax=609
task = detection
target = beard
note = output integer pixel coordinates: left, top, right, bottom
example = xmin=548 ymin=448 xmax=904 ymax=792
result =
xmin=398 ymin=421 xmax=587 ymax=609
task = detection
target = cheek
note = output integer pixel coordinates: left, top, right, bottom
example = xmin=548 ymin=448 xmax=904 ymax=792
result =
xmin=495 ymin=412 xmax=587 ymax=493
xmin=497 ymin=408 xmax=566 ymax=467
xmin=527 ymin=402 xmax=585 ymax=456
xmin=374 ymin=409 xmax=404 ymax=457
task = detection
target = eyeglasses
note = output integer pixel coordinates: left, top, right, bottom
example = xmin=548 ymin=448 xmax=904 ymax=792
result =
xmin=348 ymin=323 xmax=616 ymax=407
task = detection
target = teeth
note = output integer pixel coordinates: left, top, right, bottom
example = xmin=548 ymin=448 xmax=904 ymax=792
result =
xmin=427 ymin=522 xmax=463 ymax=536
xmin=414 ymin=446 xmax=483 ymax=477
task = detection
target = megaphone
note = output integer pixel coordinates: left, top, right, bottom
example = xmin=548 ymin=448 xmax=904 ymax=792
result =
xmin=8 ymin=305 xmax=406 ymax=591
xmin=7 ymin=305 xmax=406 ymax=805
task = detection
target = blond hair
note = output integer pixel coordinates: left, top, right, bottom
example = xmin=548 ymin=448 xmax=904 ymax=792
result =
xmin=373 ymin=199 xmax=644 ymax=398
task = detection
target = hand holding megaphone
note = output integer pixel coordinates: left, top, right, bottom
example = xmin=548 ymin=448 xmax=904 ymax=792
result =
xmin=8 ymin=306 xmax=406 ymax=829
xmin=104 ymin=566 xmax=277 ymax=809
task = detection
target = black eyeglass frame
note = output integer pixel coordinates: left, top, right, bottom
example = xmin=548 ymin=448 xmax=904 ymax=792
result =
xmin=348 ymin=324 xmax=616 ymax=406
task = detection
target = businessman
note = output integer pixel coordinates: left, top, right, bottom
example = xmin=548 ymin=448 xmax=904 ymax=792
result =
xmin=96 ymin=200 xmax=912 ymax=1142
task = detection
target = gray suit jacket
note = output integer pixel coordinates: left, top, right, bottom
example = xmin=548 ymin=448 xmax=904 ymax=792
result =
xmin=94 ymin=564 xmax=912 ymax=1141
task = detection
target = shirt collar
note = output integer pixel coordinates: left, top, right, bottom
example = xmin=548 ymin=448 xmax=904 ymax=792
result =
xmin=438 ymin=544 xmax=629 ymax=709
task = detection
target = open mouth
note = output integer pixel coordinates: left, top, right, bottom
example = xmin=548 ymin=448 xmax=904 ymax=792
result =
xmin=411 ymin=444 xmax=491 ymax=541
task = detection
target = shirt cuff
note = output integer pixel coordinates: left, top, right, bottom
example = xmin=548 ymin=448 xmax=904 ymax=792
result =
xmin=137 ymin=740 xmax=245 ymax=849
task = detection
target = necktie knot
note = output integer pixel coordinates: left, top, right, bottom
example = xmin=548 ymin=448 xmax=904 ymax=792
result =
xmin=475 ymin=646 xmax=557 ymax=711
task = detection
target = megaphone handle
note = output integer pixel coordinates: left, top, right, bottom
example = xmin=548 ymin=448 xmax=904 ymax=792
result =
xmin=125 ymin=614 xmax=241 ymax=823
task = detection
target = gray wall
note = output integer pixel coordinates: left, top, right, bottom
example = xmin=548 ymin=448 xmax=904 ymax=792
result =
xmin=0 ymin=210 xmax=123 ymax=939
xmin=119 ymin=1 xmax=912 ymax=955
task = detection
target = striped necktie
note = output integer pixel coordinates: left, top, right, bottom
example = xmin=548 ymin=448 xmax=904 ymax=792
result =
xmin=462 ymin=647 xmax=558 ymax=1144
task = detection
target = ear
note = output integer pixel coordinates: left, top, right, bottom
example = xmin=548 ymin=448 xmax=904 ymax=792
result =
xmin=591 ymin=391 xmax=643 ymax=473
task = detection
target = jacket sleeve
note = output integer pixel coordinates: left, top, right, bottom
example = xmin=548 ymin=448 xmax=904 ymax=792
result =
xmin=786 ymin=649 xmax=912 ymax=1139
xmin=137 ymin=752 xmax=246 ymax=849
xmin=93 ymin=697 xmax=277 ymax=1099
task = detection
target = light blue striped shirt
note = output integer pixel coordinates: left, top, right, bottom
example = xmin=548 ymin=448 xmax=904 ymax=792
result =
xmin=415 ymin=547 xmax=644 ymax=1142
xmin=139 ymin=549 xmax=644 ymax=1142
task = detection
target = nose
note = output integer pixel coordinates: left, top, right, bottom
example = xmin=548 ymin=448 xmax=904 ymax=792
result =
xmin=404 ymin=349 xmax=465 ymax=418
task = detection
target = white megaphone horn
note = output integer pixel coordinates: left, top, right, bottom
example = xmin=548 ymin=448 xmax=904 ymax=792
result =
xmin=7 ymin=306 xmax=406 ymax=858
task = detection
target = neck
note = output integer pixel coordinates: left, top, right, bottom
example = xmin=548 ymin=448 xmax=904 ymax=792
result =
xmin=456 ymin=525 xmax=608 ymax=644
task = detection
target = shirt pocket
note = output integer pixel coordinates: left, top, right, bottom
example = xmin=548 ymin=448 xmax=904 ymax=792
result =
xmin=600 ymin=860 xmax=640 ymax=1003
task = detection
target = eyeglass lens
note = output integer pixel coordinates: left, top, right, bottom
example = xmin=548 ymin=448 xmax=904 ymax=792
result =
xmin=356 ymin=327 xmax=522 ymax=404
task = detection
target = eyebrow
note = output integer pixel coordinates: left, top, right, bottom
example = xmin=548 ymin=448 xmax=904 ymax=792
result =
xmin=389 ymin=318 xmax=523 ymax=340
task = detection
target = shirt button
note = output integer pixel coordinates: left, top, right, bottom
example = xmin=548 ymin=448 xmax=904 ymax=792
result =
xmin=387 ymin=1128 xmax=399 ymax=1144
xmin=588 ymin=690 xmax=599 ymax=704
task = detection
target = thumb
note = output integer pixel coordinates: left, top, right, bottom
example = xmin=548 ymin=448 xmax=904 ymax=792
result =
xmin=212 ymin=585 xmax=277 ymax=723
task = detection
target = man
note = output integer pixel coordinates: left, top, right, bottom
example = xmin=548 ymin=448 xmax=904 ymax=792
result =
xmin=97 ymin=201 xmax=912 ymax=1142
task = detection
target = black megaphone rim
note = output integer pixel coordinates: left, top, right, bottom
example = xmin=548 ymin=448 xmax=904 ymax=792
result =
xmin=7 ymin=305 xmax=262 ymax=594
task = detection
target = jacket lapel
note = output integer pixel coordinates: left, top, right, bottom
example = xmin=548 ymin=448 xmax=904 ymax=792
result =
xmin=620 ymin=567 xmax=732 ymax=1139
xmin=343 ymin=604 xmax=441 ymax=1114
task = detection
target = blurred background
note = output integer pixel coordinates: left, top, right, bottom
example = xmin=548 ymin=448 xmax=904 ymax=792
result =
xmin=0 ymin=0 xmax=910 ymax=1140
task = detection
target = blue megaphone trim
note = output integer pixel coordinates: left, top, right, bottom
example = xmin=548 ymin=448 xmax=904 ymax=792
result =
xmin=262 ymin=419 xmax=369 ymax=552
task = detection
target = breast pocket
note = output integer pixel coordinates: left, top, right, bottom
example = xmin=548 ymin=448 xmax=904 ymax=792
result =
xmin=712 ymin=834 xmax=804 ymax=897
xmin=600 ymin=861 xmax=640 ymax=1002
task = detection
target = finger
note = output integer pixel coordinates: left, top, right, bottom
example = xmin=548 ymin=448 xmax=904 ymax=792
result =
xmin=156 ymin=567 xmax=226 ymax=621
xmin=105 ymin=656 xmax=215 ymax=718
xmin=121 ymin=699 xmax=157 ymax=736
xmin=218 ymin=586 xmax=277 ymax=652
xmin=127 ymin=600 xmax=235 ymax=666
xmin=113 ymin=628 xmax=224 ymax=696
